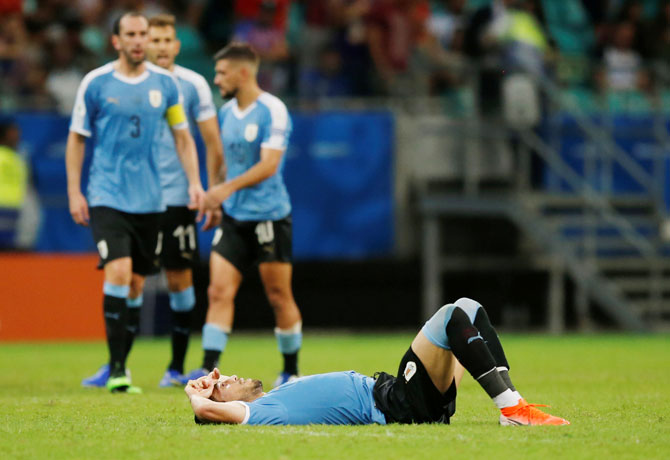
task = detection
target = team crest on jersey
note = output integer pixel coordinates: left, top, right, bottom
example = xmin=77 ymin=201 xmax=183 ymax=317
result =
xmin=149 ymin=90 xmax=162 ymax=108
xmin=97 ymin=240 xmax=109 ymax=260
xmin=404 ymin=361 xmax=417 ymax=382
xmin=244 ymin=123 xmax=258 ymax=142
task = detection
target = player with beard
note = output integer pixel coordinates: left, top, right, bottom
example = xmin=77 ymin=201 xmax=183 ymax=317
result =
xmin=183 ymin=42 xmax=303 ymax=388
xmin=67 ymin=12 xmax=205 ymax=393
xmin=185 ymin=298 xmax=570 ymax=426
xmin=145 ymin=14 xmax=225 ymax=388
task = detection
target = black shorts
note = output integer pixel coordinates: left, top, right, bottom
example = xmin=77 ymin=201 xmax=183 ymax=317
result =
xmin=211 ymin=213 xmax=292 ymax=272
xmin=89 ymin=206 xmax=161 ymax=276
xmin=158 ymin=206 xmax=199 ymax=270
xmin=372 ymin=347 xmax=457 ymax=424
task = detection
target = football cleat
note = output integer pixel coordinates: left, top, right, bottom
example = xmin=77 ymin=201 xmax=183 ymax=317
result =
xmin=273 ymin=372 xmax=299 ymax=388
xmin=159 ymin=369 xmax=185 ymax=388
xmin=82 ymin=364 xmax=131 ymax=387
xmin=500 ymin=399 xmax=570 ymax=426
xmin=106 ymin=375 xmax=142 ymax=394
xmin=180 ymin=368 xmax=208 ymax=384
xmin=81 ymin=364 xmax=110 ymax=387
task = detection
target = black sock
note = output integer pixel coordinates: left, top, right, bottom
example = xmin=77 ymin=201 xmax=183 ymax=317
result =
xmin=446 ymin=307 xmax=509 ymax=399
xmin=282 ymin=352 xmax=298 ymax=375
xmin=104 ymin=295 xmax=127 ymax=378
xmin=473 ymin=307 xmax=516 ymax=391
xmin=202 ymin=349 xmax=220 ymax=371
xmin=123 ymin=307 xmax=140 ymax=361
xmin=169 ymin=311 xmax=190 ymax=374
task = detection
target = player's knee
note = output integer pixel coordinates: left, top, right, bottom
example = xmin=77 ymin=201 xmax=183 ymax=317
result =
xmin=166 ymin=270 xmax=190 ymax=292
xmin=265 ymin=286 xmax=291 ymax=310
xmin=208 ymin=282 xmax=234 ymax=305
xmin=105 ymin=262 xmax=131 ymax=285
xmin=453 ymin=297 xmax=482 ymax=323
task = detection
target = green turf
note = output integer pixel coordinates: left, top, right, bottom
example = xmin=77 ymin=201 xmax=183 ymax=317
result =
xmin=1 ymin=333 xmax=669 ymax=459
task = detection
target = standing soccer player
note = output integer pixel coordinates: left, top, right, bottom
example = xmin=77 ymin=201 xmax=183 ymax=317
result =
xmin=145 ymin=14 xmax=225 ymax=387
xmin=66 ymin=12 xmax=205 ymax=393
xmin=185 ymin=43 xmax=302 ymax=387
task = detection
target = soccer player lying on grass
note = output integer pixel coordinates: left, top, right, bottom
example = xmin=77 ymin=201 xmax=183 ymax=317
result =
xmin=185 ymin=298 xmax=570 ymax=426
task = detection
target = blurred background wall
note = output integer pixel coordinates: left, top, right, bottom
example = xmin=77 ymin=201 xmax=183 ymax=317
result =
xmin=3 ymin=0 xmax=670 ymax=339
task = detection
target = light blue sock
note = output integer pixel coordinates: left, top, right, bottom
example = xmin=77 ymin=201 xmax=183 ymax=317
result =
xmin=275 ymin=323 xmax=302 ymax=354
xmin=421 ymin=297 xmax=482 ymax=349
xmin=103 ymin=282 xmax=129 ymax=299
xmin=127 ymin=294 xmax=143 ymax=308
xmin=202 ymin=323 xmax=228 ymax=352
xmin=169 ymin=286 xmax=195 ymax=312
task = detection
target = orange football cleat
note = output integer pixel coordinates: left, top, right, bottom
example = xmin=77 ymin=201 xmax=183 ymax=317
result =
xmin=499 ymin=399 xmax=570 ymax=426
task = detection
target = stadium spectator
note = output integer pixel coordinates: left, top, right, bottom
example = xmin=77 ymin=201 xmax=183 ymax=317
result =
xmin=233 ymin=1 xmax=291 ymax=94
xmin=366 ymin=0 xmax=431 ymax=96
xmin=428 ymin=0 xmax=466 ymax=53
xmin=298 ymin=44 xmax=352 ymax=98
xmin=328 ymin=0 xmax=375 ymax=96
xmin=0 ymin=115 xmax=27 ymax=250
xmin=185 ymin=297 xmax=570 ymax=426
xmin=45 ymin=34 xmax=86 ymax=114
xmin=68 ymin=12 xmax=205 ymax=393
xmin=597 ymin=21 xmax=650 ymax=92
xmin=185 ymin=42 xmax=304 ymax=389
xmin=145 ymin=13 xmax=224 ymax=388
xmin=234 ymin=0 xmax=291 ymax=31
xmin=649 ymin=0 xmax=670 ymax=82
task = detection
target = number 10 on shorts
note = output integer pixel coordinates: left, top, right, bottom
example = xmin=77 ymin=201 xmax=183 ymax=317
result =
xmin=255 ymin=221 xmax=274 ymax=244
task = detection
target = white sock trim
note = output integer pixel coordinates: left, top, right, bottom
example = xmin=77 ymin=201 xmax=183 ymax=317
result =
xmin=493 ymin=389 xmax=520 ymax=409
xmin=475 ymin=367 xmax=496 ymax=381
xmin=274 ymin=321 xmax=302 ymax=335
xmin=496 ymin=366 xmax=509 ymax=372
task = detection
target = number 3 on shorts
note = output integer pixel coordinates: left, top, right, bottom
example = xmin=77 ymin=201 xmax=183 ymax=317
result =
xmin=255 ymin=221 xmax=274 ymax=244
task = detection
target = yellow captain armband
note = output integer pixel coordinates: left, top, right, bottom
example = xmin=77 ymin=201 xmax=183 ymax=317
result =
xmin=166 ymin=103 xmax=187 ymax=127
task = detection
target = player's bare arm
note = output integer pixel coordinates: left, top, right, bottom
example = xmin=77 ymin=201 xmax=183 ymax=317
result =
xmin=204 ymin=146 xmax=283 ymax=211
xmin=65 ymin=131 xmax=89 ymax=226
xmin=186 ymin=389 xmax=246 ymax=424
xmin=198 ymin=116 xmax=224 ymax=229
xmin=171 ymin=126 xmax=206 ymax=212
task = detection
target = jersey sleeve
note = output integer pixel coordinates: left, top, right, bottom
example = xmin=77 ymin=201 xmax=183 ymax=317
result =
xmin=69 ymin=76 xmax=97 ymax=137
xmin=192 ymin=74 xmax=217 ymax=122
xmin=260 ymin=98 xmax=291 ymax=151
xmin=165 ymin=75 xmax=189 ymax=131
xmin=241 ymin=398 xmax=288 ymax=425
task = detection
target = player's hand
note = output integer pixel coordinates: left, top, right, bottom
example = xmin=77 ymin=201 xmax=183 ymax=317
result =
xmin=204 ymin=183 xmax=233 ymax=212
xmin=185 ymin=379 xmax=214 ymax=398
xmin=201 ymin=208 xmax=222 ymax=231
xmin=208 ymin=368 xmax=221 ymax=380
xmin=187 ymin=183 xmax=206 ymax=221
xmin=68 ymin=191 xmax=90 ymax=226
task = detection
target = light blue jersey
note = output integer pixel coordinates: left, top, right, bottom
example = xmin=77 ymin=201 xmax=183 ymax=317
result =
xmin=70 ymin=61 xmax=188 ymax=213
xmin=240 ymin=371 xmax=387 ymax=425
xmin=156 ymin=65 xmax=216 ymax=206
xmin=219 ymin=92 xmax=292 ymax=221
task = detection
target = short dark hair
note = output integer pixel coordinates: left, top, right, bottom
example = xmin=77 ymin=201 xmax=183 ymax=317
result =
xmin=148 ymin=13 xmax=176 ymax=29
xmin=112 ymin=11 xmax=146 ymax=35
xmin=213 ymin=42 xmax=259 ymax=65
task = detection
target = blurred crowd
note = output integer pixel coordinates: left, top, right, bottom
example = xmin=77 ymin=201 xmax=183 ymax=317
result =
xmin=2 ymin=0 xmax=670 ymax=113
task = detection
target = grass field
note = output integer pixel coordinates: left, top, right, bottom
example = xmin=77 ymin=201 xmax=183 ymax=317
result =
xmin=1 ymin=333 xmax=669 ymax=459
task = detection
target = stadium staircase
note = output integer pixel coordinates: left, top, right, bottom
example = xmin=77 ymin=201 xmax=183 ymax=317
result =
xmin=419 ymin=86 xmax=670 ymax=332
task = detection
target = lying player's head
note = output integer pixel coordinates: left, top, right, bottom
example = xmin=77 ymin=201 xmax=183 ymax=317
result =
xmin=146 ymin=14 xmax=180 ymax=70
xmin=112 ymin=12 xmax=149 ymax=66
xmin=213 ymin=42 xmax=260 ymax=98
xmin=209 ymin=374 xmax=264 ymax=403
